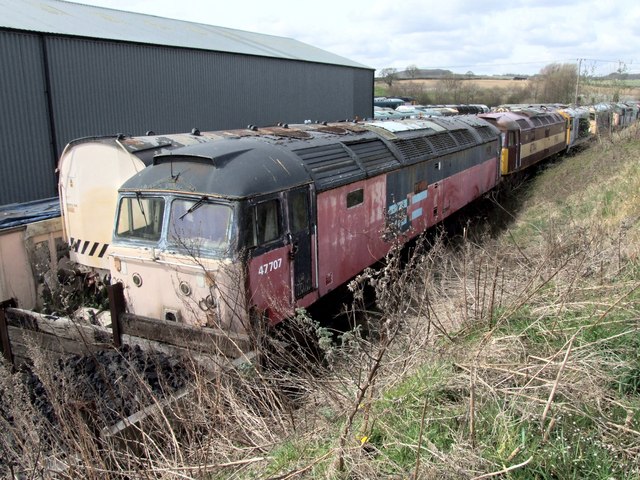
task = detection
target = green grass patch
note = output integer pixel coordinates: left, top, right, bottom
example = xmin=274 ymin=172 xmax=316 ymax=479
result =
xmin=365 ymin=362 xmax=463 ymax=459
xmin=374 ymin=85 xmax=388 ymax=97
xmin=262 ymin=438 xmax=333 ymax=478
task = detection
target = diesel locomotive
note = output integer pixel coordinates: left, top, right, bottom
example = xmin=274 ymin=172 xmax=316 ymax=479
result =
xmin=60 ymin=117 xmax=501 ymax=333
xmin=57 ymin=102 xmax=637 ymax=334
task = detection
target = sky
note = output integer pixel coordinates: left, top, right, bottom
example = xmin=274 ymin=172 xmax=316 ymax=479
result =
xmin=67 ymin=0 xmax=640 ymax=77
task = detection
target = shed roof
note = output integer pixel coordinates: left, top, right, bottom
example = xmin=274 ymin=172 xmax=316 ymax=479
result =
xmin=0 ymin=197 xmax=60 ymax=231
xmin=0 ymin=0 xmax=370 ymax=69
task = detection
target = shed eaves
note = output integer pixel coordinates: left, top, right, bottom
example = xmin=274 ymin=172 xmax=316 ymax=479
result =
xmin=0 ymin=0 xmax=370 ymax=69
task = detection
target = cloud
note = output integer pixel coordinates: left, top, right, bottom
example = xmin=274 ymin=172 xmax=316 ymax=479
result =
xmin=67 ymin=0 xmax=640 ymax=76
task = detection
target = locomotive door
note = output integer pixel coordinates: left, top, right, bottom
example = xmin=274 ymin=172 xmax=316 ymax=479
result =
xmin=514 ymin=130 xmax=522 ymax=169
xmin=287 ymin=186 xmax=314 ymax=299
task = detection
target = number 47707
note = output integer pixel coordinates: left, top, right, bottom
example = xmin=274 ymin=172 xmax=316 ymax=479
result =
xmin=258 ymin=258 xmax=282 ymax=275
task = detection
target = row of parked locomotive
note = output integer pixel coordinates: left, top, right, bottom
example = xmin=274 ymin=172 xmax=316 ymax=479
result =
xmin=495 ymin=101 xmax=640 ymax=144
xmin=58 ymin=101 xmax=638 ymax=335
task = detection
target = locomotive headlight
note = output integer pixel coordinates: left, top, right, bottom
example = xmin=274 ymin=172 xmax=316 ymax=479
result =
xmin=132 ymin=273 xmax=143 ymax=287
xmin=204 ymin=294 xmax=216 ymax=308
xmin=179 ymin=281 xmax=192 ymax=296
xmin=198 ymin=294 xmax=217 ymax=311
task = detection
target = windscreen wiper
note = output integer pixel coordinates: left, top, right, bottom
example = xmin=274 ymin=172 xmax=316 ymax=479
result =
xmin=135 ymin=191 xmax=149 ymax=226
xmin=179 ymin=196 xmax=208 ymax=220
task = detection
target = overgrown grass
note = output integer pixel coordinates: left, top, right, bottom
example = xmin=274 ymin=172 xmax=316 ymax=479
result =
xmin=1 ymin=128 xmax=639 ymax=479
xmin=248 ymin=126 xmax=640 ymax=478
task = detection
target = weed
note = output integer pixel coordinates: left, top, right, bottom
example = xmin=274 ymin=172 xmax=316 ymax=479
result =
xmin=2 ymin=125 xmax=640 ymax=479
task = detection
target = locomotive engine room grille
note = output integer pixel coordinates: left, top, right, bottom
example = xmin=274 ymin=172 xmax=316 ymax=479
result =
xmin=450 ymin=130 xmax=477 ymax=148
xmin=476 ymin=126 xmax=498 ymax=141
xmin=344 ymin=139 xmax=400 ymax=175
xmin=293 ymin=144 xmax=364 ymax=190
xmin=392 ymin=137 xmax=433 ymax=164
xmin=427 ymin=132 xmax=458 ymax=153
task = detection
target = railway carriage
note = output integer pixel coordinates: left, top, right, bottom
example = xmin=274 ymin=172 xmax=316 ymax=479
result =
xmin=106 ymin=117 xmax=501 ymax=333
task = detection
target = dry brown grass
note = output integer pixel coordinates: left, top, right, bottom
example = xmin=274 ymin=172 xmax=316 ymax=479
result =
xmin=1 ymin=131 xmax=639 ymax=479
xmin=397 ymin=78 xmax=532 ymax=91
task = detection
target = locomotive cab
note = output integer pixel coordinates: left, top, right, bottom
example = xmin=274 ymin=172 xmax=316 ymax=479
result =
xmin=478 ymin=114 xmax=520 ymax=174
xmin=479 ymin=108 xmax=566 ymax=175
xmin=110 ymin=192 xmax=247 ymax=331
xmin=108 ymin=139 xmax=316 ymax=334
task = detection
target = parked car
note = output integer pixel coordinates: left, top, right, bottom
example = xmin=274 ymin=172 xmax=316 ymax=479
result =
xmin=395 ymin=105 xmax=442 ymax=118
xmin=374 ymin=107 xmax=407 ymax=120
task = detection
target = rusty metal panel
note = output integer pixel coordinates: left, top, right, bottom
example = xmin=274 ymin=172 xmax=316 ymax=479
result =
xmin=316 ymin=177 xmax=388 ymax=296
xmin=0 ymin=31 xmax=56 ymax=204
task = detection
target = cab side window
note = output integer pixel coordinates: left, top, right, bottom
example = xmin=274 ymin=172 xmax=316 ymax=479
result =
xmin=289 ymin=189 xmax=309 ymax=233
xmin=246 ymin=199 xmax=282 ymax=247
xmin=256 ymin=200 xmax=281 ymax=244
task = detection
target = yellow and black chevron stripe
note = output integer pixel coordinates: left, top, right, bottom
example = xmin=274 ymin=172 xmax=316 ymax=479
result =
xmin=69 ymin=238 xmax=109 ymax=258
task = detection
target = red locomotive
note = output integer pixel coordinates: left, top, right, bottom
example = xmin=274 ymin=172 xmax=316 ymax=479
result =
xmin=98 ymin=117 xmax=501 ymax=333
xmin=58 ymin=102 xmax=629 ymax=334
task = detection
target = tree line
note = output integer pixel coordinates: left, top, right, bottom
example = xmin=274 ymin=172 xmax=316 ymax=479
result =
xmin=377 ymin=62 xmax=633 ymax=106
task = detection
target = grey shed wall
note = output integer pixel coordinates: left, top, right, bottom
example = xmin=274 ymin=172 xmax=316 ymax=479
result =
xmin=0 ymin=30 xmax=373 ymax=206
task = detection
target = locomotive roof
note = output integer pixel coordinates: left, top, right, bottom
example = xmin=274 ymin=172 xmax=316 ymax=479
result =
xmin=479 ymin=110 xmax=563 ymax=131
xmin=119 ymin=117 xmax=500 ymax=198
xmin=557 ymin=106 xmax=590 ymax=118
xmin=119 ymin=137 xmax=311 ymax=199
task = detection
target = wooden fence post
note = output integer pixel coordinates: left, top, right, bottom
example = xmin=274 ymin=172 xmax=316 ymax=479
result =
xmin=107 ymin=283 xmax=126 ymax=349
xmin=0 ymin=299 xmax=17 ymax=366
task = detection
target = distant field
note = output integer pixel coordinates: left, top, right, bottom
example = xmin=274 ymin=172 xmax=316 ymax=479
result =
xmin=398 ymin=78 xmax=529 ymax=90
xmin=376 ymin=77 xmax=640 ymax=100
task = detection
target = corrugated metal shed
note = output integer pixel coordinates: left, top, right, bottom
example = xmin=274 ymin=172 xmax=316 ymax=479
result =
xmin=0 ymin=0 xmax=368 ymax=69
xmin=0 ymin=0 xmax=373 ymax=206
xmin=0 ymin=31 xmax=58 ymax=203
